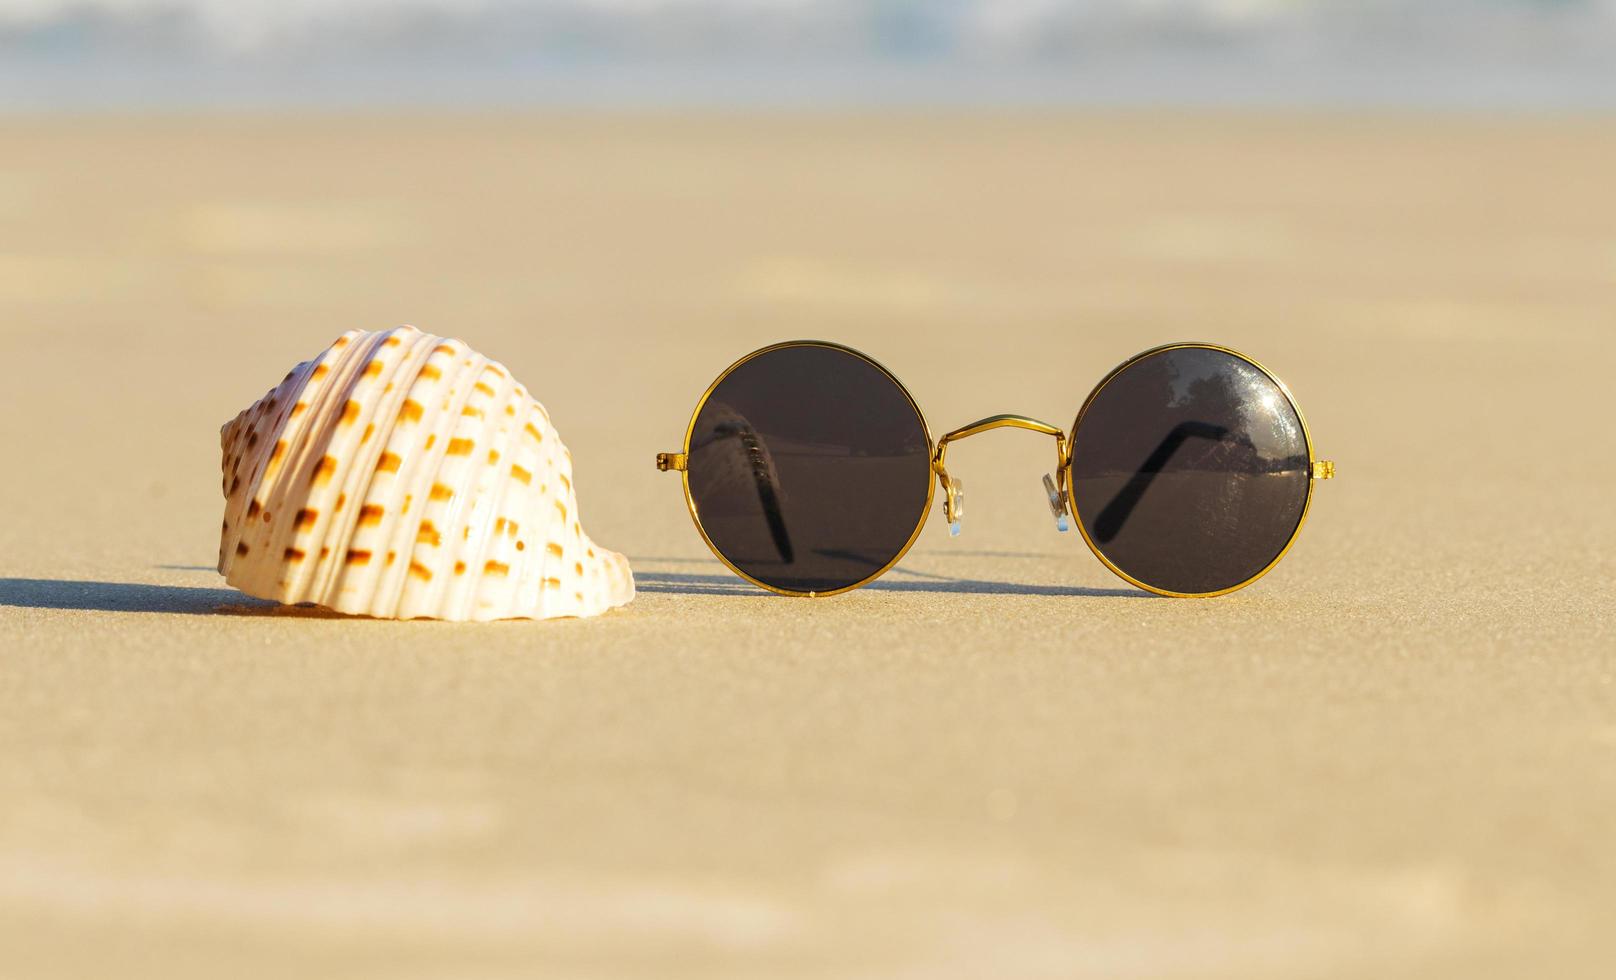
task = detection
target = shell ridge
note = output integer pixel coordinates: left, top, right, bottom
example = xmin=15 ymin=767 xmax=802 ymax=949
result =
xmin=371 ymin=327 xmax=450 ymax=616
xmin=286 ymin=329 xmax=399 ymax=604
xmin=323 ymin=327 xmax=442 ymax=614
xmin=256 ymin=332 xmax=380 ymax=601
xmin=388 ymin=340 xmax=474 ymax=618
xmin=218 ymin=379 xmax=278 ymax=572
xmin=378 ymin=335 xmax=473 ymax=618
xmin=537 ymin=405 xmax=569 ymax=618
xmin=270 ymin=341 xmax=370 ymax=602
xmin=462 ymin=365 xmax=525 ymax=619
xmin=437 ymin=351 xmax=496 ymax=621
xmin=536 ymin=402 xmax=578 ymax=617
xmin=219 ymin=365 xmax=310 ymax=573
xmin=362 ymin=330 xmax=453 ymax=617
xmin=239 ymin=338 xmax=364 ymax=600
xmin=219 ymin=358 xmax=318 ymax=578
xmin=506 ymin=397 xmax=550 ymax=617
xmin=500 ymin=396 xmax=544 ymax=618
xmin=402 ymin=349 xmax=489 ymax=620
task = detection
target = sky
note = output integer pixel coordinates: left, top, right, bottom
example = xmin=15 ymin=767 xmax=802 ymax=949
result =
xmin=3 ymin=0 xmax=1615 ymax=109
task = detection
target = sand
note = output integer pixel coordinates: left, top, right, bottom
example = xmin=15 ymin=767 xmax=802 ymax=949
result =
xmin=1 ymin=112 xmax=1612 ymax=978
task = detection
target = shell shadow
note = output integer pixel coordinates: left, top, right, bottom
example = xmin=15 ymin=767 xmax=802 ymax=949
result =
xmin=0 ymin=578 xmax=339 ymax=617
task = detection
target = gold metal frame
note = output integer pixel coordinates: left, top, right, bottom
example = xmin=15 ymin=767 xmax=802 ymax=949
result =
xmin=931 ymin=414 xmax=1069 ymax=528
xmin=660 ymin=339 xmax=1335 ymax=598
xmin=1064 ymin=342 xmax=1328 ymax=598
xmin=661 ymin=340 xmax=936 ymax=598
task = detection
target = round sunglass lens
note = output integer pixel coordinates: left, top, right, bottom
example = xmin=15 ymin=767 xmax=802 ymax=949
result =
xmin=1068 ymin=347 xmax=1311 ymax=595
xmin=686 ymin=345 xmax=932 ymax=595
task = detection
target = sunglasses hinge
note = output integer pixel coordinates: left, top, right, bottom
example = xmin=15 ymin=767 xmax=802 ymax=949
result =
xmin=655 ymin=452 xmax=688 ymax=472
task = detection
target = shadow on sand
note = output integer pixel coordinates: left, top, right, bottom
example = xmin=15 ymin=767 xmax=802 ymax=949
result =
xmin=630 ymin=570 xmax=1146 ymax=599
xmin=0 ymin=578 xmax=342 ymax=617
xmin=2 ymin=561 xmax=1147 ymax=615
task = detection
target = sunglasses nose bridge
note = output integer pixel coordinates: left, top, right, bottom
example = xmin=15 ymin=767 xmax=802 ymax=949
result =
xmin=932 ymin=415 xmax=1072 ymax=535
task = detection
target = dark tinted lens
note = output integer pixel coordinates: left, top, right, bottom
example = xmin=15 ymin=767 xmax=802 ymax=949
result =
xmin=1068 ymin=347 xmax=1311 ymax=595
xmin=687 ymin=345 xmax=932 ymax=594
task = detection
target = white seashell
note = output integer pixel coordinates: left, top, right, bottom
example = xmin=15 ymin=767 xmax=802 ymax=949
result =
xmin=218 ymin=325 xmax=634 ymax=621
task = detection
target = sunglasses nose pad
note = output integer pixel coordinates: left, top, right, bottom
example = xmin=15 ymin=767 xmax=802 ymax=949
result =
xmin=1042 ymin=473 xmax=1071 ymax=533
xmin=946 ymin=476 xmax=964 ymax=536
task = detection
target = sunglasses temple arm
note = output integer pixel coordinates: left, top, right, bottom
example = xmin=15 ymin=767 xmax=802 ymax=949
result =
xmin=733 ymin=426 xmax=795 ymax=564
xmin=932 ymin=415 xmax=1071 ymax=535
xmin=1084 ymin=425 xmax=1334 ymax=543
xmin=660 ymin=426 xmax=795 ymax=563
xmin=1086 ymin=421 xmax=1234 ymax=544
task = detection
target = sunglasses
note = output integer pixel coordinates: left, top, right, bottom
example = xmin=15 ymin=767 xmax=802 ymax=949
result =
xmin=657 ymin=341 xmax=1335 ymax=598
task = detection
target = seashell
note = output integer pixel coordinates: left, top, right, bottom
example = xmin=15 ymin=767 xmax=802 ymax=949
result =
xmin=217 ymin=325 xmax=634 ymax=621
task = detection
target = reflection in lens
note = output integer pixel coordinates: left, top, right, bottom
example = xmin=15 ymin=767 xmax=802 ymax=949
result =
xmin=686 ymin=344 xmax=932 ymax=594
xmin=1068 ymin=347 xmax=1311 ymax=595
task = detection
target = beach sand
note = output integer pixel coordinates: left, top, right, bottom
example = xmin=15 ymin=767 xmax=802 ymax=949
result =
xmin=1 ymin=113 xmax=1612 ymax=977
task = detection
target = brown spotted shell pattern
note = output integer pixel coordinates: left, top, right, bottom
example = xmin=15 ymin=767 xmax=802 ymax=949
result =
xmin=218 ymin=326 xmax=634 ymax=621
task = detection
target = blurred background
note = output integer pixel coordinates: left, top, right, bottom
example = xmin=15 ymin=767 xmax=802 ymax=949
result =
xmin=4 ymin=3 xmax=1615 ymax=979
xmin=4 ymin=0 xmax=1616 ymax=110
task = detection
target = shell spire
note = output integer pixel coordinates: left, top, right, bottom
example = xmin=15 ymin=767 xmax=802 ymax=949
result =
xmin=218 ymin=326 xmax=634 ymax=621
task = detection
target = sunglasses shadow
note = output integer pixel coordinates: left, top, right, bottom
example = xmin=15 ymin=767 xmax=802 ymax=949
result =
xmin=629 ymin=569 xmax=1149 ymax=599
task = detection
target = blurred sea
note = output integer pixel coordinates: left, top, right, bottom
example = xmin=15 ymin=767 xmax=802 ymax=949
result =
xmin=3 ymin=0 xmax=1615 ymax=110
